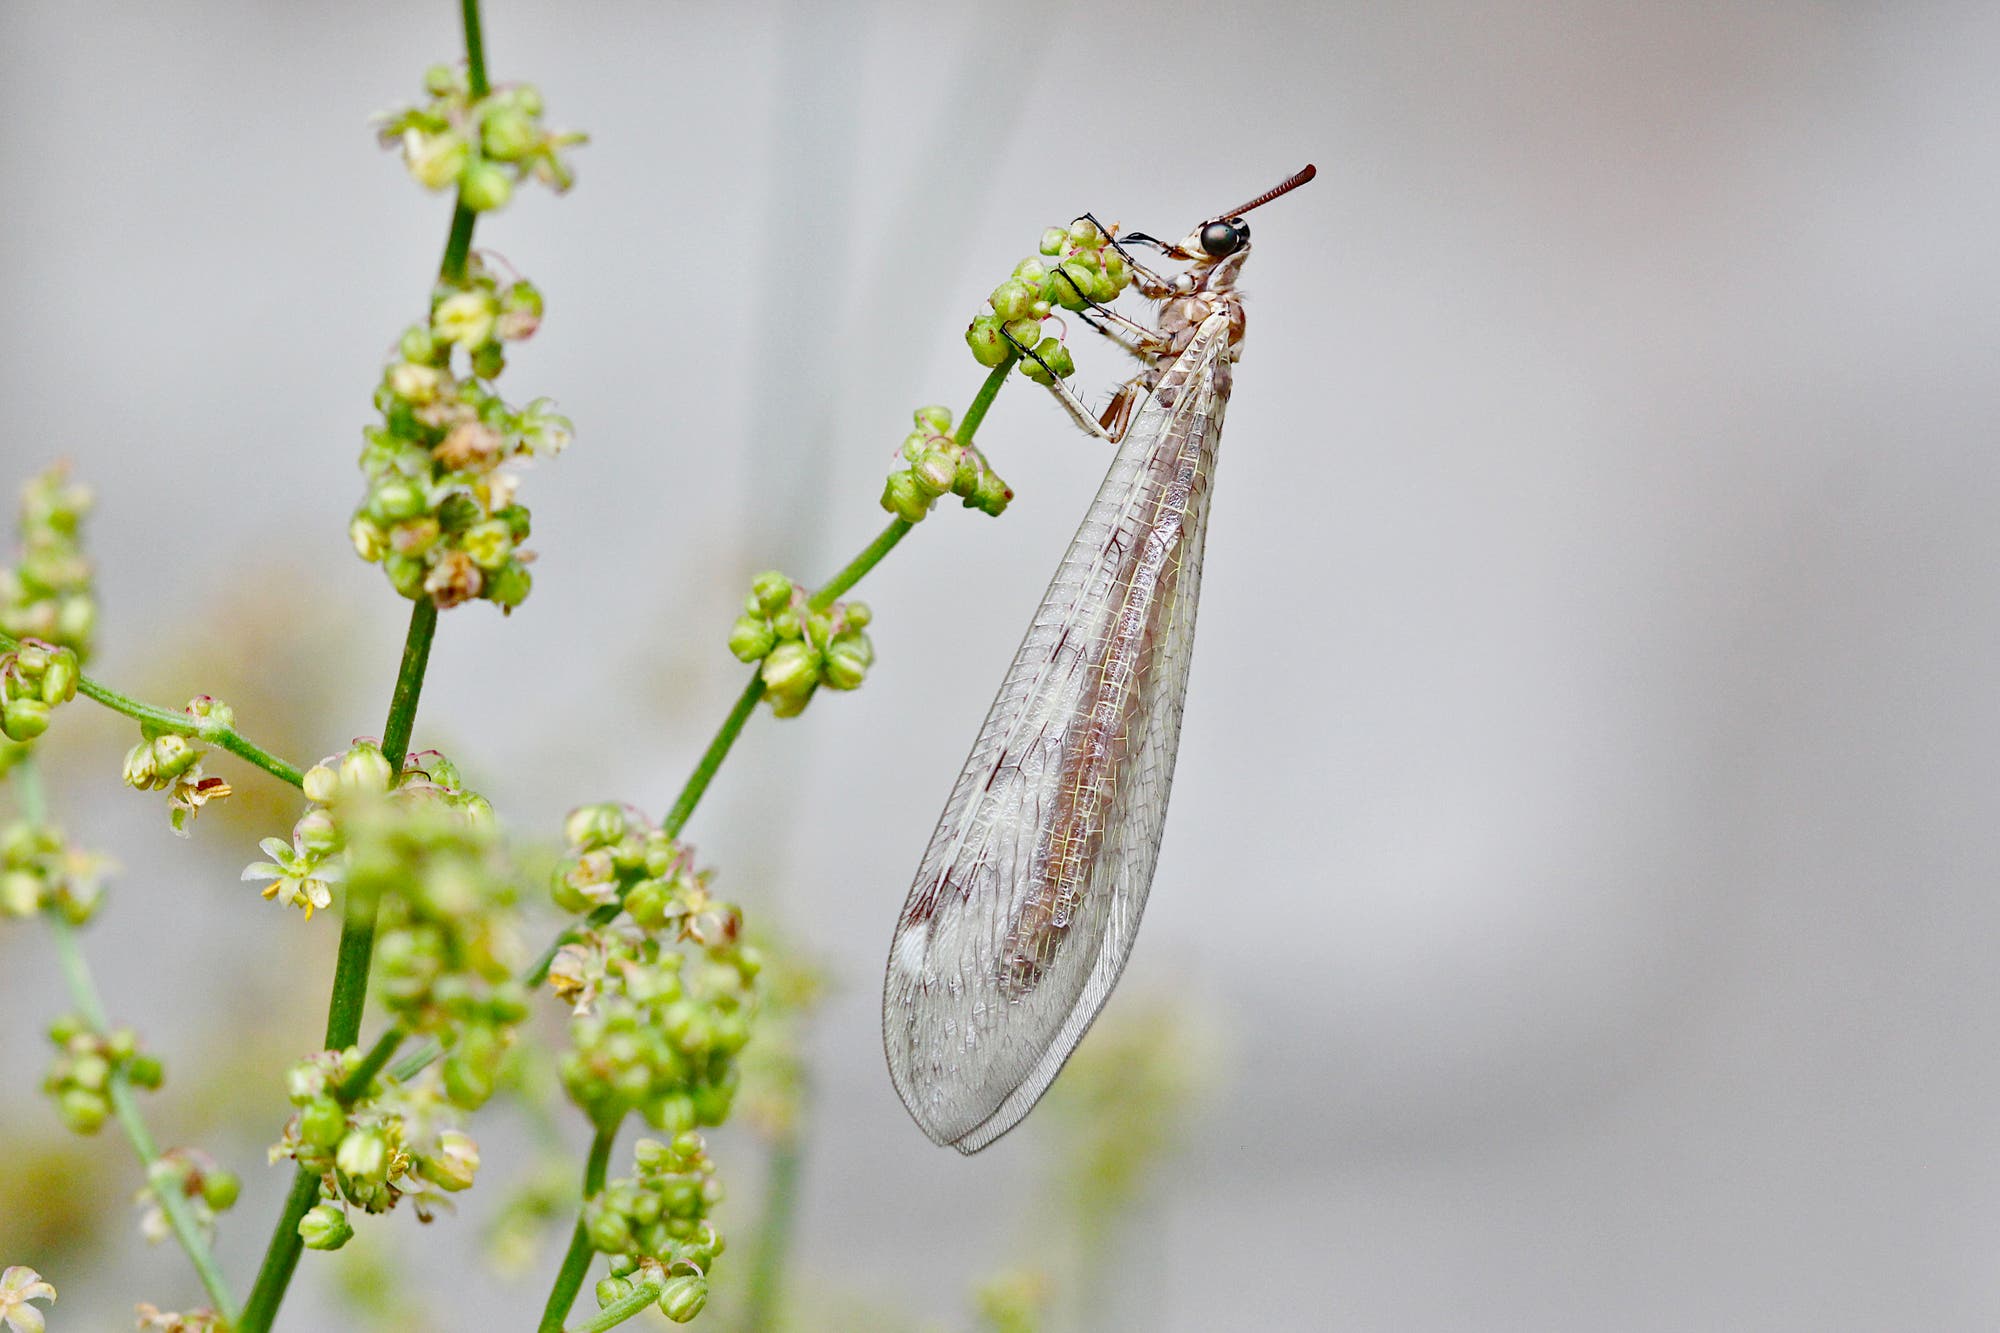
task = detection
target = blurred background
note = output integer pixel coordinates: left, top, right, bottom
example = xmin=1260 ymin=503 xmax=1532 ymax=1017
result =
xmin=3 ymin=1 xmax=1999 ymax=1328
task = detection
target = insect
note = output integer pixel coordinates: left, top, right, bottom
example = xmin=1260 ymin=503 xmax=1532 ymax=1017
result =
xmin=883 ymin=166 xmax=1317 ymax=1152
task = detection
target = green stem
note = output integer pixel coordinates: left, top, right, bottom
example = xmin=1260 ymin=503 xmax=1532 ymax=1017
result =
xmin=737 ymin=1130 xmax=802 ymax=1333
xmin=380 ymin=597 xmax=439 ymax=772
xmin=538 ymin=1124 xmax=618 ymax=1333
xmin=0 ymin=629 xmax=306 ymax=788
xmin=237 ymin=1166 xmax=320 ymax=1332
xmin=808 ymin=519 xmax=912 ymax=612
xmin=44 ymin=906 xmax=238 ymax=1320
xmin=661 ymin=673 xmax=766 ymax=838
xmin=570 ymin=1274 xmax=665 ymax=1333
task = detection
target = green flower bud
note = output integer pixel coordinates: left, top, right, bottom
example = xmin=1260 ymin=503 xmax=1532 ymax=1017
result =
xmin=384 ymin=553 xmax=428 ymax=600
xmin=727 ymin=615 xmax=777 ymax=664
xmin=1013 ymin=257 xmax=1049 ymax=285
xmin=596 ymin=1276 xmax=635 ymax=1309
xmin=586 ymin=1206 xmax=633 ymax=1252
xmin=516 ymin=86 xmax=545 ymax=117
xmin=1068 ymin=217 xmax=1106 ymax=248
xmin=1002 ymin=317 xmax=1044 ymax=349
xmin=989 ymin=278 xmax=1035 ymax=323
xmin=1 ymin=870 xmax=40 ymax=916
xmin=481 ymin=106 xmax=539 ymax=161
xmin=1040 ymin=226 xmax=1069 ymax=256
xmin=339 ymin=743 xmax=395 ymax=795
xmin=1050 ymin=259 xmax=1099 ymax=311
xmin=486 ymin=560 xmax=532 ymax=609
xmin=882 ymin=470 xmax=932 ymax=522
xmin=58 ymin=1087 xmax=109 ymax=1134
xmin=422 ymin=63 xmax=463 ymax=97
xmin=40 ymin=653 xmax=77 ymax=705
xmin=121 ymin=741 xmax=157 ymax=788
xmin=749 ymin=571 xmax=792 ymax=616
xmin=442 ymin=1051 xmax=496 ymax=1110
xmin=349 ymin=514 xmax=390 ymax=561
xmin=1021 ymin=336 xmax=1075 ymax=385
xmin=759 ymin=641 xmax=818 ymax=699
xmin=70 ymin=1051 xmax=110 ymax=1090
xmin=965 ymin=314 xmax=1010 ymax=367
xmin=299 ymin=1202 xmax=353 ymax=1251
xmin=399 ymin=324 xmax=439 ymax=364
xmin=1094 ymin=251 xmax=1129 ymax=301
xmin=844 ymin=601 xmax=871 ymax=629
xmin=914 ymin=404 xmax=953 ymax=433
xmin=470 ymin=340 xmax=506 ymax=380
xmin=423 ymin=1130 xmax=480 ymax=1191
xmin=1 ymin=699 xmax=49 ymax=742
xmin=335 ymin=1127 xmax=389 ymax=1182
xmin=124 ymin=1053 xmax=165 ymax=1089
xmin=564 ymin=803 xmax=628 ymax=849
xmin=497 ymin=281 xmax=544 ymax=340
xmin=150 ymin=734 xmax=199 ymax=781
xmin=823 ymin=635 xmax=873 ymax=691
xmin=770 ymin=608 xmax=801 ymax=641
xmin=370 ymin=478 xmax=429 ymax=523
xmin=301 ymin=1096 xmax=346 ymax=1150
xmin=201 ymin=1170 xmax=241 ymax=1211
xmin=659 ymin=1275 xmax=709 ymax=1323
xmin=460 ymin=158 xmax=513 ymax=212
xmin=915 ymin=447 xmax=959 ymax=497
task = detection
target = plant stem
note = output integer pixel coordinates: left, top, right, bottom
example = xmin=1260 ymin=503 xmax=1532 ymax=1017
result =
xmin=32 ymin=842 xmax=238 ymax=1319
xmin=661 ymin=673 xmax=766 ymax=838
xmin=0 ymin=629 xmax=306 ymax=788
xmin=338 ymin=1023 xmax=409 ymax=1103
xmin=240 ymin=0 xmax=483 ymax=1306
xmin=737 ymin=1129 xmax=802 ymax=1333
xmin=538 ymin=1124 xmax=617 ymax=1333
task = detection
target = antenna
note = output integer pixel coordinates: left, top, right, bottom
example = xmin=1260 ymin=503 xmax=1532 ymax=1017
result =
xmin=1217 ymin=164 xmax=1316 ymax=220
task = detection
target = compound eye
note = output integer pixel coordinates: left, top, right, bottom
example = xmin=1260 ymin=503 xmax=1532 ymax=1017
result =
xmin=1199 ymin=219 xmax=1243 ymax=257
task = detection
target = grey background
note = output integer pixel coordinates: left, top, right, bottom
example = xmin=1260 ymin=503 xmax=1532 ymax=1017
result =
xmin=2 ymin=1 xmax=1997 ymax=1329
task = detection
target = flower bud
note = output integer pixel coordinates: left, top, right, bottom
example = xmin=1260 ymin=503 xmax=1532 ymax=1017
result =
xmin=989 ymin=278 xmax=1035 ymax=323
xmin=1068 ymin=217 xmax=1106 ymax=248
xmin=424 ymin=1130 xmax=480 ymax=1191
xmin=659 ymin=1275 xmax=709 ymax=1323
xmin=470 ymin=340 xmax=507 ymax=380
xmin=299 ymin=1202 xmax=353 ymax=1251
xmin=914 ymin=404 xmax=953 ymax=433
xmin=486 ymin=560 xmax=532 ymax=609
xmin=914 ymin=447 xmax=959 ymax=497
xmin=335 ymin=1127 xmax=389 ymax=1182
xmin=749 ymin=571 xmax=792 ymax=617
xmin=596 ymin=1276 xmax=635 ymax=1309
xmin=881 ymin=471 xmax=932 ymax=523
xmin=481 ymin=106 xmax=539 ymax=161
xmin=422 ymin=63 xmax=463 ymax=96
xmin=823 ymin=635 xmax=873 ymax=690
xmin=965 ymin=314 xmax=1010 ymax=368
xmin=202 ymin=1170 xmax=241 ymax=1211
xmin=1039 ymin=226 xmax=1069 ymax=256
xmin=759 ymin=641 xmax=818 ymax=699
xmin=1 ymin=699 xmax=48 ymax=742
xmin=727 ymin=616 xmax=776 ymax=664
xmin=564 ymin=803 xmax=628 ymax=850
xmin=125 ymin=1053 xmax=165 ymax=1089
xmin=1013 ymin=257 xmax=1049 ymax=285
xmin=339 ymin=744 xmax=395 ymax=795
xmin=1021 ymin=337 xmax=1075 ymax=386
xmin=150 ymin=734 xmax=199 ymax=781
xmin=1002 ymin=317 xmax=1043 ymax=349
xmin=460 ymin=159 xmax=513 ymax=212
xmin=1050 ymin=259 xmax=1099 ymax=311
xmin=58 ymin=1087 xmax=109 ymax=1134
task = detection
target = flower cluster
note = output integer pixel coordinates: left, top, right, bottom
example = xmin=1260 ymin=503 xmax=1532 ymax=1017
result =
xmin=586 ymin=1134 xmax=725 ymax=1325
xmin=378 ymin=65 xmax=585 ymax=213
xmin=880 ymin=404 xmax=1012 ymax=523
xmin=345 ymin=765 xmax=525 ymax=1110
xmin=547 ymin=805 xmax=759 ymax=1132
xmin=0 ymin=465 xmax=96 ymax=659
xmin=275 ymin=1049 xmax=483 ymax=1245
xmin=0 ymin=640 xmax=76 ymax=744
xmin=0 ymin=819 xmax=111 ymax=923
xmin=348 ymin=254 xmax=570 ymax=612
xmin=135 ymin=1148 xmax=240 ymax=1247
xmin=43 ymin=1012 xmax=163 ymax=1136
xmin=121 ymin=697 xmax=234 ymax=836
xmin=965 ymin=218 xmax=1131 ymax=383
xmin=725 ymin=572 xmax=875 ymax=718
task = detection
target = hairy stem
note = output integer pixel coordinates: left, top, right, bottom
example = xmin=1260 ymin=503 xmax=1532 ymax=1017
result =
xmin=538 ymin=1124 xmax=618 ymax=1333
xmin=17 ymin=756 xmax=238 ymax=1320
xmin=0 ymin=629 xmax=306 ymax=788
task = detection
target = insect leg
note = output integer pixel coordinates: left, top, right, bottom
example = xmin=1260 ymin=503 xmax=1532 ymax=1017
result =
xmin=1003 ymin=328 xmax=1121 ymax=443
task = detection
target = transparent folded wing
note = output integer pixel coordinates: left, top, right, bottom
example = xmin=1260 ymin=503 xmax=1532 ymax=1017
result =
xmin=884 ymin=316 xmax=1230 ymax=1152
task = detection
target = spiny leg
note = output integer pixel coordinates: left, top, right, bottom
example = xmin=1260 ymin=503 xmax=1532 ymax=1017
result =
xmin=1003 ymin=328 xmax=1123 ymax=443
xmin=1078 ymin=211 xmax=1176 ymax=297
